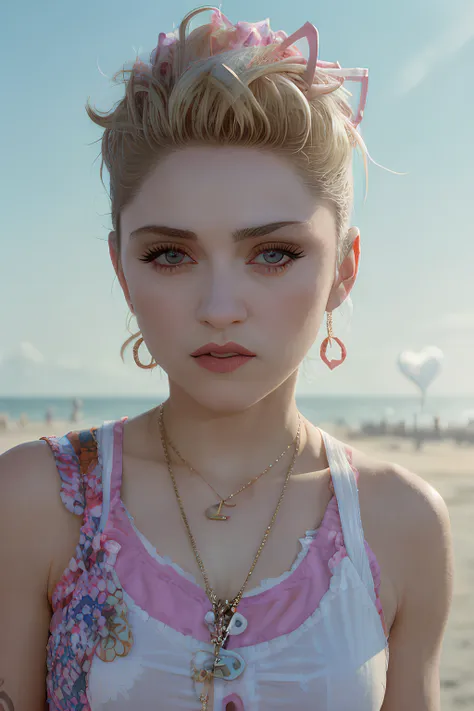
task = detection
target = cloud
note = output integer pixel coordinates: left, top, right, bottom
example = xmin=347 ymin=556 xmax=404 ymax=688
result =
xmin=437 ymin=312 xmax=474 ymax=330
xmin=54 ymin=357 xmax=84 ymax=371
xmin=396 ymin=3 xmax=474 ymax=94
xmin=0 ymin=341 xmax=45 ymax=366
xmin=0 ymin=341 xmax=167 ymax=396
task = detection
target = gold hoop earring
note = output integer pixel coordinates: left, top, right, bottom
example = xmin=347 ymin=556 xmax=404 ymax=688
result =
xmin=133 ymin=336 xmax=157 ymax=370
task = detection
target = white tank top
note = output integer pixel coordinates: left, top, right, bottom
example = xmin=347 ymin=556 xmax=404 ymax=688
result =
xmin=84 ymin=421 xmax=390 ymax=710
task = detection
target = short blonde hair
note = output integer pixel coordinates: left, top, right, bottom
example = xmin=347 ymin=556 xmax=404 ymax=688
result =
xmin=86 ymin=7 xmax=371 ymax=363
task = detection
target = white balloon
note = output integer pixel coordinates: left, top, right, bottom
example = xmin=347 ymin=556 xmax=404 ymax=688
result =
xmin=397 ymin=347 xmax=444 ymax=392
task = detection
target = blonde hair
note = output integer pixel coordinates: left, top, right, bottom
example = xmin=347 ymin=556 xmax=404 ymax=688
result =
xmin=86 ymin=7 xmax=372 ymax=365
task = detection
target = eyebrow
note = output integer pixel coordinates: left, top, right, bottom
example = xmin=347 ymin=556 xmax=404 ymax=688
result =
xmin=129 ymin=221 xmax=308 ymax=243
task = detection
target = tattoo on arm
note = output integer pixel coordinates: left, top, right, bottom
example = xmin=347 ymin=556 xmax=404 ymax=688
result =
xmin=0 ymin=679 xmax=14 ymax=711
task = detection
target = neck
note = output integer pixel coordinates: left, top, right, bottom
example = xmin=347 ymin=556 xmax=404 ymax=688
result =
xmin=153 ymin=378 xmax=314 ymax=491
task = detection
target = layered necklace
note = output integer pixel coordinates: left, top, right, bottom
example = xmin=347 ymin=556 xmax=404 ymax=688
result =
xmin=157 ymin=402 xmax=302 ymax=709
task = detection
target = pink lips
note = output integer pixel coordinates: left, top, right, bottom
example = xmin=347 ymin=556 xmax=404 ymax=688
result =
xmin=193 ymin=354 xmax=255 ymax=373
xmin=191 ymin=341 xmax=256 ymax=357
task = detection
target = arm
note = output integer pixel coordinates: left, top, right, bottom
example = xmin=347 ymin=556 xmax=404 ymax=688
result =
xmin=0 ymin=441 xmax=75 ymax=711
xmin=381 ymin=464 xmax=454 ymax=711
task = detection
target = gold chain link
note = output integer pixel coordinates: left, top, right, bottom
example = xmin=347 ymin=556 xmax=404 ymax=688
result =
xmin=157 ymin=402 xmax=302 ymax=608
xmin=327 ymin=311 xmax=334 ymax=341
xmin=163 ymin=409 xmax=299 ymax=505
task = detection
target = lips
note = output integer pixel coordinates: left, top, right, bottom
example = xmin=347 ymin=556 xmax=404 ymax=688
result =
xmin=191 ymin=342 xmax=256 ymax=357
xmin=193 ymin=353 xmax=255 ymax=373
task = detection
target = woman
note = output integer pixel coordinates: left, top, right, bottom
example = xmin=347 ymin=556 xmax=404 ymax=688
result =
xmin=0 ymin=6 xmax=453 ymax=711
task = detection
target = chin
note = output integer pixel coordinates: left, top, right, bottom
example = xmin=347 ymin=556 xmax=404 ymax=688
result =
xmin=168 ymin=363 xmax=299 ymax=415
xmin=168 ymin=376 xmax=277 ymax=415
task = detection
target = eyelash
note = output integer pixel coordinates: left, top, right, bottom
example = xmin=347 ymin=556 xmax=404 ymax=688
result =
xmin=138 ymin=242 xmax=306 ymax=274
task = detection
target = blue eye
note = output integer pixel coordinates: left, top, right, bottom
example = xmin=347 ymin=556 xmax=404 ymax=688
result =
xmin=139 ymin=242 xmax=306 ymax=273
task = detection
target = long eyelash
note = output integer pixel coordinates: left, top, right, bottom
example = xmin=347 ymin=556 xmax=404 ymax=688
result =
xmin=264 ymin=242 xmax=306 ymax=259
xmin=139 ymin=243 xmax=187 ymax=263
xmin=138 ymin=241 xmax=306 ymax=269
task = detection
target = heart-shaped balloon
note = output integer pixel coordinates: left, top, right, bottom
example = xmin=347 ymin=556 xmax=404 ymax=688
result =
xmin=397 ymin=347 xmax=444 ymax=392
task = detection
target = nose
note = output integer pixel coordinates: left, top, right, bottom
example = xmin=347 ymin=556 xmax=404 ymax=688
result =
xmin=195 ymin=270 xmax=248 ymax=328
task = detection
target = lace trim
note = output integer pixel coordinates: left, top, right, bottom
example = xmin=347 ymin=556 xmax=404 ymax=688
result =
xmin=43 ymin=420 xmax=388 ymax=711
xmin=119 ymin=554 xmax=388 ymax=668
xmin=123 ymin=504 xmax=319 ymax=597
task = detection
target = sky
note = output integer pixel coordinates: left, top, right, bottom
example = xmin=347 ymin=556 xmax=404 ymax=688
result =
xmin=0 ymin=0 xmax=473 ymax=397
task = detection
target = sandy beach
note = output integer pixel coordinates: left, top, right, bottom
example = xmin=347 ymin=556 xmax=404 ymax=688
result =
xmin=1 ymin=418 xmax=473 ymax=709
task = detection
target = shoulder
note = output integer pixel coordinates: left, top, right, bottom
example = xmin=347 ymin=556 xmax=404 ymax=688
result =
xmin=0 ymin=435 xmax=86 ymax=525
xmin=332 ymin=441 xmax=454 ymax=707
xmin=0 ymin=439 xmax=83 ymax=602
xmin=346 ymin=440 xmax=452 ymax=546
xmin=0 ymin=439 xmax=64 ymax=516
xmin=344 ymin=439 xmax=453 ymax=623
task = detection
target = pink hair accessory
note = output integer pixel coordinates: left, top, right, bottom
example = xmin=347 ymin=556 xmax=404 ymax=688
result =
xmin=131 ymin=6 xmax=368 ymax=128
xmin=209 ymin=8 xmax=301 ymax=58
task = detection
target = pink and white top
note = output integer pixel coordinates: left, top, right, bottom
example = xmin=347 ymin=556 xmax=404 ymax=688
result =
xmin=41 ymin=417 xmax=389 ymax=711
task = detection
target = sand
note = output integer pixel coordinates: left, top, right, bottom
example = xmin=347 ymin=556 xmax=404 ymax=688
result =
xmin=1 ymin=419 xmax=473 ymax=709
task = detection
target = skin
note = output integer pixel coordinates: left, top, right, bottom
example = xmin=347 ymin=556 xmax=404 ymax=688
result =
xmin=109 ymin=144 xmax=360 ymax=482
xmin=0 ymin=679 xmax=14 ymax=711
xmin=107 ymin=144 xmax=453 ymax=710
xmin=0 ymin=145 xmax=453 ymax=710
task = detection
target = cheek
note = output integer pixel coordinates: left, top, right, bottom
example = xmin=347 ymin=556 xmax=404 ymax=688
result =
xmin=125 ymin=268 xmax=178 ymax=334
xmin=263 ymin=276 xmax=325 ymax=339
xmin=137 ymin=295 xmax=181 ymax=335
xmin=134 ymin=296 xmax=184 ymax=368
xmin=126 ymin=262 xmax=176 ymax=313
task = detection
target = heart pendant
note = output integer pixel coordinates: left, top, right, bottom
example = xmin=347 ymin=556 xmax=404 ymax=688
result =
xmin=320 ymin=336 xmax=347 ymax=370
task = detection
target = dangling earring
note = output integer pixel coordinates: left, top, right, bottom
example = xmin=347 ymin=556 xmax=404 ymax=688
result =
xmin=133 ymin=336 xmax=157 ymax=370
xmin=320 ymin=312 xmax=347 ymax=370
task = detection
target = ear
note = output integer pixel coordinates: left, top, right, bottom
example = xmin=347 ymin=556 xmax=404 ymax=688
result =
xmin=326 ymin=227 xmax=360 ymax=312
xmin=108 ymin=231 xmax=135 ymax=315
xmin=108 ymin=231 xmax=120 ymax=274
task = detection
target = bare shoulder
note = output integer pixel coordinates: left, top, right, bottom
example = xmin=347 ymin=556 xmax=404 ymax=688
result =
xmin=0 ymin=439 xmax=82 ymax=602
xmin=1 ymin=438 xmax=67 ymax=514
xmin=0 ymin=439 xmax=63 ymax=528
xmin=0 ymin=440 xmax=85 ymax=708
xmin=346 ymin=440 xmax=451 ymax=541
xmin=341 ymin=440 xmax=454 ymax=638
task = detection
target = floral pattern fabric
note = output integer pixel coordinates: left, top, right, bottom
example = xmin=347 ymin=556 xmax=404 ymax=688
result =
xmin=40 ymin=424 xmax=133 ymax=711
xmin=40 ymin=422 xmax=387 ymax=709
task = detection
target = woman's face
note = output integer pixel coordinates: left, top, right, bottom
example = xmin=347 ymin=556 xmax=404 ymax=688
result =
xmin=111 ymin=145 xmax=358 ymax=409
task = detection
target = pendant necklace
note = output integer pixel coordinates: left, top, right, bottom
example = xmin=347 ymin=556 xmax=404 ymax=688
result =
xmin=161 ymin=407 xmax=299 ymax=521
xmin=157 ymin=402 xmax=302 ymax=709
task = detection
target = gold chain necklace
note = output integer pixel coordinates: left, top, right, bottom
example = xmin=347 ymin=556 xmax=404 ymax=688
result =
xmin=160 ymin=406 xmax=299 ymax=521
xmin=157 ymin=402 xmax=302 ymax=710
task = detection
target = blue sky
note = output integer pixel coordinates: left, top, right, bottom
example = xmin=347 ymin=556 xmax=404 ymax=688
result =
xmin=1 ymin=0 xmax=473 ymax=396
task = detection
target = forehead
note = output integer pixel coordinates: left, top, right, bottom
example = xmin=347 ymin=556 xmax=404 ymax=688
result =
xmin=121 ymin=145 xmax=323 ymax=234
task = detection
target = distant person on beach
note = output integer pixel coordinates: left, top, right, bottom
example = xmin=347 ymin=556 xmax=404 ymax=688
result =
xmin=0 ymin=7 xmax=454 ymax=711
xmin=0 ymin=414 xmax=9 ymax=431
xmin=18 ymin=413 xmax=29 ymax=428
xmin=70 ymin=397 xmax=83 ymax=423
xmin=44 ymin=407 xmax=54 ymax=427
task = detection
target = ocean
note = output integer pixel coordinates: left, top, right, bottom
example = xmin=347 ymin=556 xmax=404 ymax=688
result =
xmin=1 ymin=394 xmax=473 ymax=429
